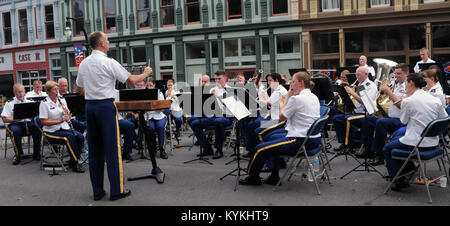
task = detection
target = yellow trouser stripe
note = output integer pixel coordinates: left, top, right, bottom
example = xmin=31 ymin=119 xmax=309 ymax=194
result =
xmin=258 ymin=121 xmax=285 ymax=143
xmin=6 ymin=125 xmax=19 ymax=156
xmin=263 ymin=112 xmax=271 ymax=119
xmin=114 ymin=102 xmax=124 ymax=193
xmin=44 ymin=132 xmax=77 ymax=161
xmin=248 ymin=138 xmax=297 ymax=174
xmin=345 ymin=115 xmax=366 ymax=145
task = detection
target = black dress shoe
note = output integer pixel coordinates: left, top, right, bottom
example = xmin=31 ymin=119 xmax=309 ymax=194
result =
xmin=122 ymin=153 xmax=133 ymax=161
xmin=94 ymin=190 xmax=106 ymax=201
xmin=369 ymin=155 xmax=384 ymax=166
xmin=391 ymin=178 xmax=410 ymax=192
xmin=70 ymin=164 xmax=85 ymax=173
xmin=263 ymin=175 xmax=281 ymax=185
xmin=110 ymin=189 xmax=131 ymax=201
xmin=260 ymin=166 xmax=271 ymax=173
xmin=160 ymin=151 xmax=168 ymax=159
xmin=238 ymin=176 xmax=262 ymax=186
xmin=12 ymin=156 xmax=21 ymax=165
xmin=212 ymin=150 xmax=224 ymax=159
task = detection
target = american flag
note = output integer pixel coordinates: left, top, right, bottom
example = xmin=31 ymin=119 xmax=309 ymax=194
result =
xmin=74 ymin=44 xmax=84 ymax=67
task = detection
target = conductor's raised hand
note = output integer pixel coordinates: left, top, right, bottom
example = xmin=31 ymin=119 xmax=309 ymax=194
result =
xmin=144 ymin=66 xmax=153 ymax=76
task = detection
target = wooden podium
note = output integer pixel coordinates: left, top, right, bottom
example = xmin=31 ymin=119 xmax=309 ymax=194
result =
xmin=116 ymin=100 xmax=171 ymax=184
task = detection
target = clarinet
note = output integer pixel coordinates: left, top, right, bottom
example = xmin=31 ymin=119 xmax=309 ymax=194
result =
xmin=57 ymin=96 xmax=77 ymax=137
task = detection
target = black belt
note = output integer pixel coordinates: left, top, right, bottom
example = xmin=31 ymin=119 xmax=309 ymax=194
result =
xmin=85 ymin=98 xmax=114 ymax=102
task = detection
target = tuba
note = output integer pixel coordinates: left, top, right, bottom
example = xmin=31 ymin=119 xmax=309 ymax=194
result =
xmin=372 ymin=58 xmax=398 ymax=118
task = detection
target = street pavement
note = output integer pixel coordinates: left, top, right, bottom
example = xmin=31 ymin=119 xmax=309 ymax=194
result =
xmin=0 ymin=127 xmax=449 ymax=206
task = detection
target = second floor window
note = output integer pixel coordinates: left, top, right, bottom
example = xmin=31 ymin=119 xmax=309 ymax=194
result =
xmin=138 ymin=0 xmax=151 ymax=29
xmin=45 ymin=5 xmax=55 ymax=39
xmin=18 ymin=9 xmax=28 ymax=43
xmin=370 ymin=0 xmax=390 ymax=7
xmin=322 ymin=0 xmax=340 ymax=11
xmin=186 ymin=0 xmax=200 ymax=24
xmin=104 ymin=0 xmax=116 ymax=32
xmin=161 ymin=0 xmax=175 ymax=26
xmin=227 ymin=0 xmax=242 ymax=19
xmin=3 ymin=12 xmax=12 ymax=44
xmin=73 ymin=0 xmax=84 ymax=36
xmin=273 ymin=0 xmax=288 ymax=15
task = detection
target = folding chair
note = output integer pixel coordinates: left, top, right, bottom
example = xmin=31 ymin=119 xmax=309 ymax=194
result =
xmin=273 ymin=115 xmax=331 ymax=195
xmin=319 ymin=106 xmax=333 ymax=171
xmin=384 ymin=116 xmax=450 ymax=203
xmin=34 ymin=117 xmax=68 ymax=172
xmin=4 ymin=121 xmax=31 ymax=159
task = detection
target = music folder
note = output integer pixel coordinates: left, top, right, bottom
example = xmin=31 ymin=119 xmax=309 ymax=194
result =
xmin=221 ymin=96 xmax=250 ymax=121
xmin=63 ymin=93 xmax=85 ymax=117
xmin=119 ymin=88 xmax=158 ymax=101
xmin=13 ymin=102 xmax=40 ymax=120
xmin=311 ymin=76 xmax=334 ymax=102
xmin=332 ymin=84 xmax=356 ymax=113
xmin=356 ymin=86 xmax=378 ymax=115
xmin=27 ymin=96 xmax=46 ymax=102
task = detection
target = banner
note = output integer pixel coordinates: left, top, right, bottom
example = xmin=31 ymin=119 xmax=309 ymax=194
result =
xmin=74 ymin=43 xmax=84 ymax=67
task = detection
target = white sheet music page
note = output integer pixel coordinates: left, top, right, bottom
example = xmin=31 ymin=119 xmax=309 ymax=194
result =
xmin=360 ymin=89 xmax=378 ymax=114
xmin=221 ymin=96 xmax=250 ymax=121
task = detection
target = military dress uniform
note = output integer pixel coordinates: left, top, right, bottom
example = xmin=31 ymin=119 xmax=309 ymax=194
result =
xmin=77 ymin=49 xmax=130 ymax=199
xmin=1 ymin=97 xmax=41 ymax=164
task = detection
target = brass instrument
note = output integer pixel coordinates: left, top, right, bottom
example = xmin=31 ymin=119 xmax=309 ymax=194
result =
xmin=372 ymin=58 xmax=398 ymax=118
xmin=335 ymin=79 xmax=358 ymax=114
xmin=57 ymin=96 xmax=77 ymax=137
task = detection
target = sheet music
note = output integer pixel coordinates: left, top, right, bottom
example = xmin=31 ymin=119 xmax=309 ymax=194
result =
xmin=221 ymin=96 xmax=250 ymax=121
xmin=360 ymin=89 xmax=378 ymax=114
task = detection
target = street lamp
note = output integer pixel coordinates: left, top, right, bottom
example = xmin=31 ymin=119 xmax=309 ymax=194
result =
xmin=64 ymin=17 xmax=90 ymax=56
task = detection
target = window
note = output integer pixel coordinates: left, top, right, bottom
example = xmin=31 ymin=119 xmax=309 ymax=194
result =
xmin=227 ymin=0 xmax=242 ymax=19
xmin=20 ymin=71 xmax=47 ymax=92
xmin=18 ymin=9 xmax=28 ymax=43
xmin=122 ymin=49 xmax=128 ymax=64
xmin=132 ymin=47 xmax=146 ymax=63
xmin=73 ymin=0 xmax=84 ymax=36
xmin=277 ymin=34 xmax=300 ymax=54
xmin=345 ymin=31 xmax=363 ymax=53
xmin=107 ymin=49 xmax=118 ymax=60
xmin=369 ymin=28 xmax=403 ymax=52
xmin=137 ymin=0 xmax=151 ymax=29
xmin=409 ymin=25 xmax=426 ymax=50
xmin=224 ymin=39 xmax=239 ymax=57
xmin=211 ymin=41 xmax=218 ymax=58
xmin=160 ymin=45 xmax=173 ymax=61
xmin=186 ymin=0 xmax=200 ymax=24
xmin=423 ymin=0 xmax=445 ymax=3
xmin=432 ymin=23 xmax=450 ymax=48
xmin=161 ymin=72 xmax=173 ymax=80
xmin=186 ymin=42 xmax=205 ymax=59
xmin=370 ymin=0 xmax=390 ymax=7
xmin=161 ymin=0 xmax=175 ymax=26
xmin=272 ymin=0 xmax=288 ymax=15
xmin=44 ymin=5 xmax=55 ymax=39
xmin=312 ymin=31 xmax=339 ymax=54
xmin=241 ymin=38 xmax=255 ymax=56
xmin=3 ymin=12 xmax=12 ymax=44
xmin=321 ymin=0 xmax=340 ymax=11
xmin=262 ymin=37 xmax=269 ymax=55
xmin=104 ymin=0 xmax=116 ymax=32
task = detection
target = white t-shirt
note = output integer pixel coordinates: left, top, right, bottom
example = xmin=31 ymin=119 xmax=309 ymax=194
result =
xmin=425 ymin=82 xmax=446 ymax=106
xmin=388 ymin=82 xmax=406 ymax=118
xmin=39 ymin=96 xmax=70 ymax=133
xmin=76 ymin=50 xmax=130 ymax=100
xmin=282 ymin=89 xmax=321 ymax=138
xmin=399 ymin=89 xmax=448 ymax=147
xmin=414 ymin=59 xmax=436 ymax=73
xmin=364 ymin=64 xmax=376 ymax=78
xmin=25 ymin=90 xmax=47 ymax=99
xmin=1 ymin=97 xmax=31 ymax=123
xmin=145 ymin=90 xmax=166 ymax=120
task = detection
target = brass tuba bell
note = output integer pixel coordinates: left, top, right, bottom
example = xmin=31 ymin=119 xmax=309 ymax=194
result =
xmin=372 ymin=58 xmax=398 ymax=118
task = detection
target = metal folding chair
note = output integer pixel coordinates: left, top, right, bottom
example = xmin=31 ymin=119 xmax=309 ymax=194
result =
xmin=384 ymin=116 xmax=450 ymax=203
xmin=273 ymin=115 xmax=331 ymax=195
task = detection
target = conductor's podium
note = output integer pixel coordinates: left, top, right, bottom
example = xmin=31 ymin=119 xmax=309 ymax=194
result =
xmin=116 ymin=100 xmax=171 ymax=112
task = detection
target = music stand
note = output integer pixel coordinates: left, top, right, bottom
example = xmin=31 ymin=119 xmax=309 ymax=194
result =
xmin=26 ymin=96 xmax=46 ymax=102
xmin=13 ymin=102 xmax=40 ymax=164
xmin=288 ymin=68 xmax=307 ymax=77
xmin=63 ymin=93 xmax=85 ymax=117
xmin=311 ymin=76 xmax=334 ymax=105
xmin=346 ymin=73 xmax=358 ymax=86
xmin=119 ymin=89 xmax=165 ymax=184
xmin=155 ymin=80 xmax=168 ymax=98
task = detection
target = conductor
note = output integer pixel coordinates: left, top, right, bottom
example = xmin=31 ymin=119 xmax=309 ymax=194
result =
xmin=75 ymin=31 xmax=152 ymax=201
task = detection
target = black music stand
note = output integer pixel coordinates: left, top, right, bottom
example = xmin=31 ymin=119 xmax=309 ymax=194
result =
xmin=63 ymin=93 xmax=86 ymax=117
xmin=26 ymin=96 xmax=46 ymax=102
xmin=119 ymin=89 xmax=165 ymax=184
xmin=183 ymin=89 xmax=217 ymax=165
xmin=155 ymin=80 xmax=168 ymax=98
xmin=311 ymin=76 xmax=334 ymax=105
xmin=13 ymin=102 xmax=40 ymax=164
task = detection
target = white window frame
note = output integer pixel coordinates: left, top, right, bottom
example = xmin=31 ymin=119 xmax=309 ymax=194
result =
xmin=322 ymin=0 xmax=340 ymax=12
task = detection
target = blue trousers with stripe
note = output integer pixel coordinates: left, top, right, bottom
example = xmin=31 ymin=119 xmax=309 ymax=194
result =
xmin=367 ymin=117 xmax=403 ymax=155
xmin=86 ymin=100 xmax=124 ymax=197
xmin=119 ymin=119 xmax=136 ymax=154
xmin=248 ymin=136 xmax=321 ymax=177
xmin=45 ymin=129 xmax=84 ymax=163
xmin=147 ymin=117 xmax=168 ymax=152
xmin=6 ymin=122 xmax=41 ymax=157
xmin=332 ymin=113 xmax=365 ymax=144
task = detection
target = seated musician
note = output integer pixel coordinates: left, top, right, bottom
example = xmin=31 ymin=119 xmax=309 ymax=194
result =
xmin=164 ymin=79 xmax=183 ymax=137
xmin=422 ymin=69 xmax=446 ymax=106
xmin=114 ymin=89 xmax=137 ymax=161
xmin=239 ymin=71 xmax=321 ymax=186
xmin=382 ymin=73 xmax=447 ymax=191
xmin=332 ymin=66 xmax=378 ymax=153
xmin=127 ymin=80 xmax=147 ymax=150
xmin=57 ymin=78 xmax=86 ymax=134
xmin=236 ymin=74 xmax=246 ymax=85
xmin=39 ymin=81 xmax=84 ymax=173
xmin=145 ymin=77 xmax=169 ymax=159
xmin=1 ymin=83 xmax=42 ymax=165
xmin=191 ymin=70 xmax=233 ymax=159
xmin=360 ymin=63 xmax=408 ymax=164
xmin=25 ymin=80 xmax=47 ymax=99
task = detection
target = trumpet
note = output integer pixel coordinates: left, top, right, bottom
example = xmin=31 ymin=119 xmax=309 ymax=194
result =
xmin=57 ymin=96 xmax=77 ymax=137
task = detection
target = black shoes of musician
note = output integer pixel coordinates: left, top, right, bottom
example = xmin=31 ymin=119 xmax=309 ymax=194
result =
xmin=391 ymin=178 xmax=410 ymax=192
xmin=212 ymin=149 xmax=224 ymax=159
xmin=122 ymin=153 xmax=133 ymax=161
xmin=110 ymin=189 xmax=131 ymax=201
xmin=12 ymin=155 xmax=21 ymax=165
xmin=197 ymin=146 xmax=214 ymax=157
xmin=355 ymin=150 xmax=375 ymax=159
xmin=70 ymin=163 xmax=85 ymax=173
xmin=160 ymin=150 xmax=168 ymax=159
xmin=260 ymin=166 xmax=271 ymax=173
xmin=263 ymin=174 xmax=281 ymax=186
xmin=334 ymin=144 xmax=346 ymax=152
xmin=94 ymin=190 xmax=106 ymax=201
xmin=239 ymin=175 xmax=262 ymax=186
xmin=369 ymin=155 xmax=385 ymax=166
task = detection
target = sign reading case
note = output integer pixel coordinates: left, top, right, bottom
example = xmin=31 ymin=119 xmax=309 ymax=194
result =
xmin=15 ymin=49 xmax=46 ymax=64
